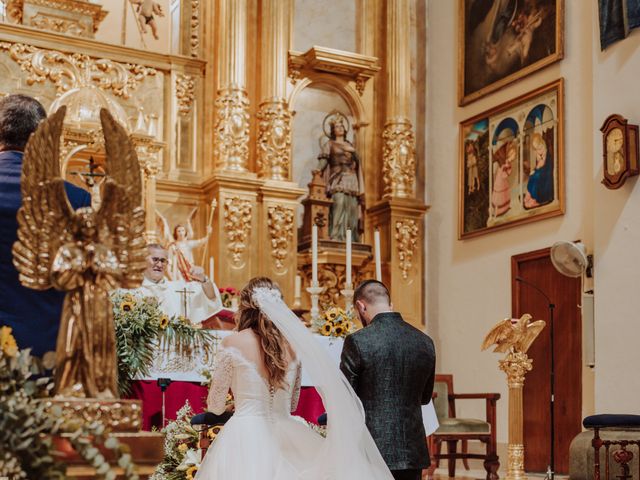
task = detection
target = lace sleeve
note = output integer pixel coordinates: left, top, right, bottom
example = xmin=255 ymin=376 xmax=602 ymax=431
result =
xmin=207 ymin=349 xmax=233 ymax=414
xmin=290 ymin=363 xmax=302 ymax=412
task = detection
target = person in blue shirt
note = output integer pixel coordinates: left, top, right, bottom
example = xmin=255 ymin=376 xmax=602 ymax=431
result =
xmin=0 ymin=94 xmax=91 ymax=357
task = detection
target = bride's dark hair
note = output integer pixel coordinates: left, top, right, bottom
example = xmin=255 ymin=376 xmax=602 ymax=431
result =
xmin=235 ymin=277 xmax=290 ymax=389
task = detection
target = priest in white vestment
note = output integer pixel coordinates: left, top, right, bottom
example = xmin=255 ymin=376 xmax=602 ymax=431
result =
xmin=135 ymin=243 xmax=222 ymax=323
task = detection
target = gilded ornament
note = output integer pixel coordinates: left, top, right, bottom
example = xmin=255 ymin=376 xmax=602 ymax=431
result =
xmin=30 ymin=13 xmax=87 ymax=36
xmin=482 ymin=314 xmax=546 ymax=354
xmin=257 ymin=101 xmax=292 ymax=180
xmin=382 ymin=120 xmax=416 ymax=198
xmin=395 ymin=219 xmax=419 ymax=280
xmin=190 ymin=0 xmax=200 ymax=57
xmin=498 ymin=350 xmax=533 ymax=388
xmin=176 ymin=73 xmax=196 ymax=116
xmin=0 ymin=42 xmax=157 ymax=99
xmin=214 ymin=88 xmax=250 ymax=171
xmin=507 ymin=444 xmax=526 ymax=480
xmin=43 ymin=398 xmax=142 ymax=432
xmin=12 ymin=107 xmax=147 ymax=399
xmin=267 ymin=205 xmax=294 ymax=271
xmin=6 ymin=0 xmax=108 ymax=34
xmin=223 ymin=197 xmax=252 ymax=267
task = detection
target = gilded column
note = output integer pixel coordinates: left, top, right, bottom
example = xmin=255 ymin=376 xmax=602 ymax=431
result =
xmin=213 ymin=0 xmax=250 ymax=172
xmin=382 ymin=0 xmax=416 ymax=199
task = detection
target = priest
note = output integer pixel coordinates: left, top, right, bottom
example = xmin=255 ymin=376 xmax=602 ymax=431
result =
xmin=136 ymin=243 xmax=222 ymax=323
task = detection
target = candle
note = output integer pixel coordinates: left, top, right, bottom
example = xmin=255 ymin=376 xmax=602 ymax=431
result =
xmin=294 ymin=274 xmax=302 ymax=299
xmin=312 ymin=224 xmax=318 ymax=285
xmin=346 ymin=229 xmax=352 ymax=286
xmin=374 ymin=230 xmax=382 ymax=281
xmin=209 ymin=256 xmax=214 ymax=281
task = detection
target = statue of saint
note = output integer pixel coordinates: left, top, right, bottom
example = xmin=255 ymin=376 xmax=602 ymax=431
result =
xmin=317 ymin=112 xmax=364 ymax=242
xmin=157 ymin=207 xmax=212 ymax=282
xmin=12 ymin=107 xmax=147 ymax=399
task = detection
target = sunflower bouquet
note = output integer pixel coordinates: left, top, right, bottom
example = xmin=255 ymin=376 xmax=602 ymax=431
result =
xmin=150 ymin=401 xmax=224 ymax=480
xmin=314 ymin=306 xmax=356 ymax=338
xmin=111 ymin=291 xmax=214 ymax=395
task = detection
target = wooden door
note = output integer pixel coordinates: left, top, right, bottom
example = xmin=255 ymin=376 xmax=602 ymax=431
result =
xmin=512 ymin=248 xmax=582 ymax=474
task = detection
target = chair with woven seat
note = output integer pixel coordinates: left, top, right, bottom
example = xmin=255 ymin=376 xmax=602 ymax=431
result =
xmin=427 ymin=374 xmax=500 ymax=480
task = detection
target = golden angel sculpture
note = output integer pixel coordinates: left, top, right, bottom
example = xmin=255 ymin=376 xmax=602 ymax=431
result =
xmin=156 ymin=207 xmax=212 ymax=282
xmin=481 ymin=314 xmax=546 ymax=354
xmin=12 ymin=107 xmax=147 ymax=399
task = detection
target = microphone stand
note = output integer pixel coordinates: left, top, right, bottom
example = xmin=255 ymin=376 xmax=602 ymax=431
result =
xmin=516 ymin=276 xmax=555 ymax=480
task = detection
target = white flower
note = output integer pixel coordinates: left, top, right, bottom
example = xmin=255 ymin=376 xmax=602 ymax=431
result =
xmin=176 ymin=448 xmax=202 ymax=471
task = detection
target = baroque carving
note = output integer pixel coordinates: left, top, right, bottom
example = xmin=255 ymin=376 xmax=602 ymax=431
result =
xmin=6 ymin=0 xmax=108 ymax=34
xmin=257 ymin=101 xmax=292 ymax=180
xmin=0 ymin=42 xmax=157 ymax=99
xmin=30 ymin=13 xmax=88 ymax=36
xmin=190 ymin=0 xmax=200 ymax=57
xmin=43 ymin=398 xmax=142 ymax=432
xmin=382 ymin=120 xmax=416 ymax=198
xmin=214 ymin=88 xmax=250 ymax=171
xmin=395 ymin=219 xmax=419 ymax=280
xmin=176 ymin=73 xmax=195 ymax=116
xmin=267 ymin=205 xmax=294 ymax=271
xmin=507 ymin=444 xmax=526 ymax=480
xmin=223 ymin=197 xmax=252 ymax=267
xmin=499 ymin=350 xmax=533 ymax=388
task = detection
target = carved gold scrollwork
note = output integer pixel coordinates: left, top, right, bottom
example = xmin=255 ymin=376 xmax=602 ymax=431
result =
xmin=267 ymin=205 xmax=294 ymax=271
xmin=223 ymin=197 xmax=252 ymax=267
xmin=214 ymin=88 xmax=250 ymax=171
xmin=382 ymin=119 xmax=416 ymax=198
xmin=0 ymin=42 xmax=157 ymax=99
xmin=176 ymin=74 xmax=195 ymax=116
xmin=43 ymin=399 xmax=142 ymax=432
xmin=30 ymin=14 xmax=88 ymax=36
xmin=499 ymin=350 xmax=533 ymax=388
xmin=395 ymin=219 xmax=419 ymax=280
xmin=257 ymin=101 xmax=292 ymax=180
xmin=190 ymin=0 xmax=200 ymax=57
xmin=507 ymin=444 xmax=526 ymax=480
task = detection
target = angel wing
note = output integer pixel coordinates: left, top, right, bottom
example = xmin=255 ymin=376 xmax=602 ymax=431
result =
xmin=481 ymin=318 xmax=515 ymax=353
xmin=186 ymin=205 xmax=198 ymax=239
xmin=12 ymin=106 xmax=76 ymax=290
xmin=155 ymin=209 xmax=173 ymax=247
xmin=97 ymin=108 xmax=147 ymax=289
xmin=519 ymin=319 xmax=546 ymax=353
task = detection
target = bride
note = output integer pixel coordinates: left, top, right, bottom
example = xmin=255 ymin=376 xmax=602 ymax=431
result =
xmin=196 ymin=277 xmax=394 ymax=479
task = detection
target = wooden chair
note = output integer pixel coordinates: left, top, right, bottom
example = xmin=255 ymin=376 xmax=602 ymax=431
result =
xmin=427 ymin=374 xmax=500 ymax=480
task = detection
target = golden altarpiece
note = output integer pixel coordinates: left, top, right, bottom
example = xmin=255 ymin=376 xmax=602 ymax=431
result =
xmin=0 ymin=0 xmax=428 ymax=327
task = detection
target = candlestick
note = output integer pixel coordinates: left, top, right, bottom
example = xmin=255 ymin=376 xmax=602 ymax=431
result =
xmin=307 ymin=284 xmax=324 ymax=326
xmin=374 ymin=229 xmax=382 ymax=281
xmin=312 ymin=224 xmax=318 ymax=284
xmin=209 ymin=256 xmax=214 ymax=282
xmin=293 ymin=275 xmax=302 ymax=309
xmin=341 ymin=284 xmax=354 ymax=317
xmin=346 ymin=229 xmax=352 ymax=287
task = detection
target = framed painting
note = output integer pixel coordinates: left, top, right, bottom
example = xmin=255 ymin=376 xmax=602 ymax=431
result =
xmin=459 ymin=79 xmax=564 ymax=239
xmin=458 ymin=0 xmax=564 ymax=106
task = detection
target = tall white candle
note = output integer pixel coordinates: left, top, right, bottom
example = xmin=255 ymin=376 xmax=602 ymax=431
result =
xmin=312 ymin=224 xmax=318 ymax=285
xmin=294 ymin=274 xmax=302 ymax=299
xmin=374 ymin=230 xmax=382 ymax=281
xmin=346 ymin=229 xmax=352 ymax=286
xmin=209 ymin=256 xmax=214 ymax=281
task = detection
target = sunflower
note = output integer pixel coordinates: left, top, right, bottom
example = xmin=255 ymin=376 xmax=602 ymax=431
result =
xmin=0 ymin=326 xmax=18 ymax=358
xmin=177 ymin=442 xmax=188 ymax=453
xmin=320 ymin=323 xmax=332 ymax=336
xmin=120 ymin=301 xmax=135 ymax=313
xmin=159 ymin=315 xmax=169 ymax=329
xmin=186 ymin=466 xmax=198 ymax=480
xmin=344 ymin=320 xmax=355 ymax=333
xmin=332 ymin=323 xmax=345 ymax=337
xmin=178 ymin=315 xmax=190 ymax=325
xmin=325 ymin=308 xmax=339 ymax=321
xmin=207 ymin=425 xmax=222 ymax=440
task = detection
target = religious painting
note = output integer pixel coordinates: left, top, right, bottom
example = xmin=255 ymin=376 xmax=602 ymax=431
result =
xmin=459 ymin=0 xmax=564 ymax=106
xmin=459 ymin=79 xmax=564 ymax=239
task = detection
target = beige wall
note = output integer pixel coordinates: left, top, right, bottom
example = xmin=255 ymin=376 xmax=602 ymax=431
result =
xmin=425 ymin=0 xmax=597 ymax=444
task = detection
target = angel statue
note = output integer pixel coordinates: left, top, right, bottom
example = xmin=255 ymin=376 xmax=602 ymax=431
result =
xmin=156 ymin=207 xmax=212 ymax=282
xmin=12 ymin=107 xmax=147 ymax=399
xmin=317 ymin=111 xmax=365 ymax=242
xmin=481 ymin=314 xmax=546 ymax=354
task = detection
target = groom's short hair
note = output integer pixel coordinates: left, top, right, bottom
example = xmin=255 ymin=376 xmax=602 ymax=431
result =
xmin=354 ymin=280 xmax=390 ymax=306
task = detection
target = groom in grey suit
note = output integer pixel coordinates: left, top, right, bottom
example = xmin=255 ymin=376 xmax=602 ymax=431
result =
xmin=340 ymin=280 xmax=436 ymax=480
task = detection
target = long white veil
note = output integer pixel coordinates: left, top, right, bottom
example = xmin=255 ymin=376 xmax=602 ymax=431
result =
xmin=253 ymin=287 xmax=393 ymax=479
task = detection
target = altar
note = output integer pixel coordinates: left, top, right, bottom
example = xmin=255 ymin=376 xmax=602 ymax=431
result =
xmin=131 ymin=329 xmax=438 ymax=435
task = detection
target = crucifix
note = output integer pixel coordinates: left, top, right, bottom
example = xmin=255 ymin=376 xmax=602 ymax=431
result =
xmin=175 ymin=286 xmax=194 ymax=319
xmin=70 ymin=157 xmax=106 ymax=207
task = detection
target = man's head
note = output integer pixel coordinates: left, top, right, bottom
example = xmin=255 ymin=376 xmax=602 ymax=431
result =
xmin=0 ymin=95 xmax=47 ymax=152
xmin=353 ymin=280 xmax=392 ymax=326
xmin=145 ymin=243 xmax=169 ymax=282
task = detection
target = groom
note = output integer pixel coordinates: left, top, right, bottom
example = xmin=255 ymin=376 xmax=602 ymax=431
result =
xmin=340 ymin=280 xmax=436 ymax=480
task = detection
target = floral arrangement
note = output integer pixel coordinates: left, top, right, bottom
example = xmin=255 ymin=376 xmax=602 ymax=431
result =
xmin=314 ymin=306 xmax=356 ymax=338
xmin=150 ymin=401 xmax=224 ymax=480
xmin=218 ymin=286 xmax=238 ymax=309
xmin=0 ymin=326 xmax=138 ymax=479
xmin=112 ymin=291 xmax=214 ymax=396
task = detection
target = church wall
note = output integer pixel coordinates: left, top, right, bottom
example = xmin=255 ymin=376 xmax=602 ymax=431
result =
xmin=292 ymin=0 xmax=357 ymax=53
xmin=425 ymin=0 xmax=595 ymax=445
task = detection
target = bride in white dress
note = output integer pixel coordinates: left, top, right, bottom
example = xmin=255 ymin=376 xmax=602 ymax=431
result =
xmin=195 ymin=277 xmax=394 ymax=480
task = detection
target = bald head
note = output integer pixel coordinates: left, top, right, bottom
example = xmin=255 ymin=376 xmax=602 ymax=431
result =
xmin=353 ymin=280 xmax=392 ymax=326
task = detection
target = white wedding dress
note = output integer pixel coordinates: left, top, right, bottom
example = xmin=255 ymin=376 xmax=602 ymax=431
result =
xmin=195 ymin=288 xmax=394 ymax=480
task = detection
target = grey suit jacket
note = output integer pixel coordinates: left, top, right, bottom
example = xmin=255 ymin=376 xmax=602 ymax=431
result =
xmin=340 ymin=312 xmax=436 ymax=470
